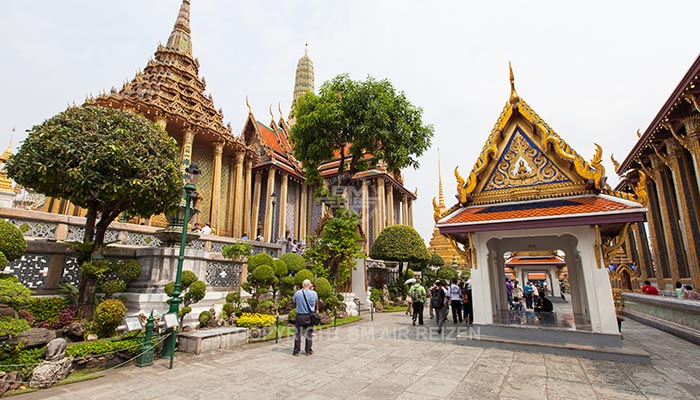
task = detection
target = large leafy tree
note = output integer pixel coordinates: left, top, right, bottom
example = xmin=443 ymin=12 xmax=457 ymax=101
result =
xmin=304 ymin=209 xmax=365 ymax=288
xmin=289 ymin=74 xmax=433 ymax=186
xmin=370 ymin=224 xmax=431 ymax=276
xmin=6 ymin=105 xmax=183 ymax=317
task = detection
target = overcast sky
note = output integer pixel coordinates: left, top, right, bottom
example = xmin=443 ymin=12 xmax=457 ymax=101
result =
xmin=2 ymin=0 xmax=699 ymax=244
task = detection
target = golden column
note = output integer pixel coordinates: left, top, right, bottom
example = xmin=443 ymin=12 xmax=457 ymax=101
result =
xmin=210 ymin=141 xmax=225 ymax=235
xmin=264 ymin=168 xmax=276 ymax=242
xmin=680 ymin=114 xmax=700 ymax=193
xmin=300 ymin=184 xmax=308 ymax=241
xmin=376 ymin=178 xmax=385 ymax=231
xmin=407 ymin=199 xmax=413 ymax=226
xmin=661 ymin=138 xmax=700 ymax=283
xmin=644 ymin=174 xmax=669 ymax=284
xmin=648 ymin=155 xmax=684 ymax=286
xmin=243 ymin=158 xmax=253 ymax=237
xmin=180 ymin=129 xmax=197 ymax=167
xmin=278 ymin=173 xmax=288 ymax=240
xmin=401 ymin=194 xmax=408 ymax=225
xmin=361 ymin=179 xmax=370 ymax=252
xmin=233 ymin=151 xmax=245 ymax=238
xmin=252 ymin=171 xmax=262 ymax=237
xmin=386 ymin=182 xmax=394 ymax=225
xmin=225 ymin=157 xmax=236 ymax=235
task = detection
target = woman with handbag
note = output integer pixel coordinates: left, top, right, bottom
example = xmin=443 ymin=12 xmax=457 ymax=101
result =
xmin=291 ymin=279 xmax=319 ymax=356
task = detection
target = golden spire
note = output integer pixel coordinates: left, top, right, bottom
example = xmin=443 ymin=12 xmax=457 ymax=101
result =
xmin=0 ymin=132 xmax=14 ymax=193
xmin=437 ymin=148 xmax=445 ymax=210
xmin=166 ymin=0 xmax=192 ymax=55
xmin=290 ymin=43 xmax=315 ymax=118
xmin=509 ymin=62 xmax=520 ymax=104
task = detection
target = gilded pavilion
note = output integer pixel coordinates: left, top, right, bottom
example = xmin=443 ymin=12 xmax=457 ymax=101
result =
xmin=617 ymin=54 xmax=700 ymax=291
xmin=37 ymin=0 xmax=415 ymax=249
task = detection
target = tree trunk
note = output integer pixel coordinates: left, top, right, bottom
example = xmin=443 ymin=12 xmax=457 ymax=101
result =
xmin=83 ymin=208 xmax=97 ymax=246
xmin=77 ymin=277 xmax=97 ymax=320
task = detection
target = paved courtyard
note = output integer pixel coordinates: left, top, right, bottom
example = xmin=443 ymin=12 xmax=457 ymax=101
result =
xmin=17 ymin=311 xmax=700 ymax=400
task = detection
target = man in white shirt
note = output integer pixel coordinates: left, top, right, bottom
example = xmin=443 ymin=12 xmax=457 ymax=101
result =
xmin=449 ymin=278 xmax=462 ymax=323
xmin=200 ymin=222 xmax=212 ymax=235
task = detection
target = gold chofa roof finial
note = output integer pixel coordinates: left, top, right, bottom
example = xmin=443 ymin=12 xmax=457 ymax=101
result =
xmin=509 ymin=62 xmax=520 ymax=104
xmin=245 ymin=95 xmax=252 ymax=114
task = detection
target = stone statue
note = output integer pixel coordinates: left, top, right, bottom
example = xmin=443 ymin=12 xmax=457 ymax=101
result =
xmin=29 ymin=338 xmax=73 ymax=389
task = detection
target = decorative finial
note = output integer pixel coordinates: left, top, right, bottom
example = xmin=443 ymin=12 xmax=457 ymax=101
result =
xmin=636 ymin=129 xmax=641 ymax=138
xmin=509 ymin=62 xmax=520 ymax=104
xmin=278 ymin=101 xmax=284 ymax=120
xmin=245 ymin=95 xmax=252 ymax=114
xmin=610 ymin=154 xmax=621 ymax=172
xmin=304 ymin=43 xmax=309 ymax=57
xmin=269 ymin=104 xmax=275 ymax=120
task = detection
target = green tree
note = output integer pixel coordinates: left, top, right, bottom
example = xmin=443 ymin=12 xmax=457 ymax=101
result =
xmin=304 ymin=209 xmax=364 ymax=287
xmin=6 ymin=105 xmax=183 ymax=319
xmin=290 ymin=74 xmax=433 ymax=186
xmin=0 ymin=220 xmax=27 ymax=269
xmin=431 ymin=253 xmax=445 ymax=268
xmin=279 ymin=253 xmax=306 ymax=274
xmin=370 ymin=225 xmax=430 ymax=276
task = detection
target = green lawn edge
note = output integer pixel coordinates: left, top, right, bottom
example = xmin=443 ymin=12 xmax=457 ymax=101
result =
xmin=248 ymin=315 xmax=363 ymax=343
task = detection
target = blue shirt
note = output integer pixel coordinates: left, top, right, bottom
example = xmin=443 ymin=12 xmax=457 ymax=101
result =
xmin=293 ymin=289 xmax=318 ymax=314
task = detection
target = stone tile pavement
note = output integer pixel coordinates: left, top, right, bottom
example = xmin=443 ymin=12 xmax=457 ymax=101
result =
xmin=15 ymin=311 xmax=700 ymax=400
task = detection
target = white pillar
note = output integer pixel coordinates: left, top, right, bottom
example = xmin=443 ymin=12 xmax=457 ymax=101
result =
xmin=577 ymin=227 xmax=619 ymax=334
xmin=472 ymin=233 xmax=493 ymax=325
xmin=550 ymin=267 xmax=561 ymax=298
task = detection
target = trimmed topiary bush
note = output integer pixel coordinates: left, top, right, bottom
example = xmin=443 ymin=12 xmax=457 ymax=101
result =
xmin=314 ymin=277 xmax=333 ymax=299
xmin=163 ymin=270 xmax=206 ymax=328
xmin=0 ymin=220 xmax=27 ymax=268
xmin=0 ymin=278 xmax=32 ymax=309
xmin=198 ymin=310 xmax=212 ymax=327
xmin=370 ymin=224 xmax=430 ymax=276
xmin=294 ymin=269 xmax=314 ymax=288
xmin=272 ymin=259 xmax=288 ymax=278
xmin=247 ymin=253 xmax=274 ymax=273
xmin=279 ymin=253 xmax=305 ymax=274
xmin=91 ymin=298 xmax=126 ymax=338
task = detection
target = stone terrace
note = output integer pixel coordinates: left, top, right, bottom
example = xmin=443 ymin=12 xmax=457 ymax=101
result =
xmin=15 ymin=312 xmax=700 ymax=400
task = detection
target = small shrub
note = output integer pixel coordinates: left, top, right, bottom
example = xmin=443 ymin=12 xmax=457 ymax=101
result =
xmin=247 ymin=253 xmax=274 ymax=273
xmin=314 ymin=277 xmax=333 ymax=299
xmin=198 ymin=311 xmax=212 ymax=327
xmin=370 ymin=288 xmax=382 ymax=305
xmin=226 ymin=292 xmax=241 ymax=304
xmin=0 ymin=317 xmax=31 ymax=337
xmin=59 ymin=306 xmax=78 ymax=327
xmin=0 ymin=279 xmax=32 ymax=309
xmin=222 ymin=242 xmax=252 ymax=262
xmin=0 ymin=219 xmax=27 ymax=266
xmin=91 ymin=299 xmax=126 ymax=338
xmin=98 ymin=279 xmax=127 ymax=298
xmin=288 ymin=309 xmax=297 ymax=323
xmin=66 ymin=338 xmax=141 ymax=359
xmin=222 ymin=302 xmax=235 ymax=316
xmin=294 ymin=269 xmax=314 ymax=288
xmin=280 ymin=253 xmax=306 ymax=273
xmin=235 ymin=312 xmax=275 ymax=328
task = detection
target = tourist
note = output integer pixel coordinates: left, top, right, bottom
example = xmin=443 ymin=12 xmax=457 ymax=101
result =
xmin=682 ymin=285 xmax=700 ymax=301
xmin=524 ymin=281 xmax=534 ymax=309
xmin=408 ymin=279 xmax=426 ymax=326
xmin=675 ymin=281 xmax=684 ymax=298
xmin=254 ymin=233 xmax=264 ymax=241
xmin=291 ymin=279 xmax=317 ymax=356
xmin=505 ymin=278 xmax=514 ymax=308
xmin=449 ymin=278 xmax=462 ymax=323
xmin=462 ymin=279 xmax=473 ymax=324
xmin=430 ymin=280 xmax=447 ymax=334
xmin=192 ymin=223 xmax=202 ymax=233
xmin=200 ymin=222 xmax=212 ymax=235
xmin=291 ymin=239 xmax=299 ymax=253
xmin=428 ymin=280 xmax=437 ymax=319
xmin=534 ymin=292 xmax=554 ymax=312
xmin=641 ymin=280 xmax=659 ymax=295
xmin=559 ymin=280 xmax=566 ymax=300
xmin=404 ymin=285 xmax=413 ymax=317
xmin=512 ymin=281 xmax=524 ymax=311
xmin=241 ymin=232 xmax=249 ymax=241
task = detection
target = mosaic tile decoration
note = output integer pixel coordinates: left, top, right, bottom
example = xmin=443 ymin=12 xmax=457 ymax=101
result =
xmin=126 ymin=232 xmax=162 ymax=247
xmin=8 ymin=219 xmax=57 ymax=239
xmin=205 ymin=262 xmax=242 ymax=288
xmin=61 ymin=256 xmax=81 ymax=287
xmin=4 ymin=254 xmax=50 ymax=289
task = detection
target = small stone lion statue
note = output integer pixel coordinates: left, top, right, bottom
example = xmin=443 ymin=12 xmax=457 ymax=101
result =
xmin=29 ymin=338 xmax=74 ymax=388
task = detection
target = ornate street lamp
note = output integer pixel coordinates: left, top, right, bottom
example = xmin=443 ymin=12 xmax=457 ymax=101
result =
xmin=270 ymin=192 xmax=277 ymax=242
xmin=163 ymin=162 xmax=201 ymax=366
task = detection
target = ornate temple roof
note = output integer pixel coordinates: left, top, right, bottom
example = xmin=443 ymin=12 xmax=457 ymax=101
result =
xmin=86 ymin=0 xmax=251 ymax=157
xmin=618 ymin=53 xmax=700 ymax=174
xmin=436 ymin=64 xmax=647 ymax=231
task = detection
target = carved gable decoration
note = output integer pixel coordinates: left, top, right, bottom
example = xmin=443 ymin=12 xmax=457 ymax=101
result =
xmin=481 ymin=127 xmax=571 ymax=192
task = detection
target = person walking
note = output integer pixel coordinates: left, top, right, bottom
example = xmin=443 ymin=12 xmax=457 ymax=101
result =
xmin=505 ymin=278 xmax=514 ymax=309
xmin=462 ymin=279 xmax=473 ymax=324
xmin=430 ymin=280 xmax=447 ymax=334
xmin=524 ymin=281 xmax=534 ymax=309
xmin=428 ymin=281 xmax=437 ymax=319
xmin=512 ymin=281 xmax=524 ymax=312
xmin=449 ymin=278 xmax=463 ymax=323
xmin=409 ymin=279 xmax=426 ymax=325
xmin=291 ymin=279 xmax=317 ymax=356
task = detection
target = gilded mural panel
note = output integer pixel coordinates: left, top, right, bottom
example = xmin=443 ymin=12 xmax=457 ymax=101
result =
xmin=482 ymin=129 xmax=571 ymax=192
xmin=191 ymin=142 xmax=213 ymax=225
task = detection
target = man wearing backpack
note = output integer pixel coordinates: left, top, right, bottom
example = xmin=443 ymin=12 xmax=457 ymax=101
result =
xmin=408 ymin=279 xmax=426 ymax=326
xmin=430 ymin=280 xmax=448 ymax=334
xmin=449 ymin=278 xmax=463 ymax=324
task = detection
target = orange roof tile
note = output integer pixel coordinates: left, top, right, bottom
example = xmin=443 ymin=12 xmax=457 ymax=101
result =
xmin=257 ymin=122 xmax=283 ymax=153
xmin=438 ymin=195 xmax=645 ymax=233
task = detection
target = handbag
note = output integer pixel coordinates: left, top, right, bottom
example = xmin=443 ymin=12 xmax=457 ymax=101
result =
xmin=302 ymin=289 xmax=321 ymax=326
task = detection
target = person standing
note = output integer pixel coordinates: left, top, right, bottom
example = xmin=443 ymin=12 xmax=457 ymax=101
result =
xmin=682 ymin=285 xmax=700 ymax=300
xmin=409 ymin=279 xmax=426 ymax=325
xmin=524 ymin=281 xmax=533 ymax=309
xmin=531 ymin=283 xmax=539 ymax=307
xmin=512 ymin=281 xmax=524 ymax=312
xmin=675 ymin=281 xmax=684 ymax=299
xmin=200 ymin=222 xmax=212 ymax=235
xmin=449 ymin=278 xmax=462 ymax=323
xmin=428 ymin=281 xmax=437 ymax=319
xmin=462 ymin=279 xmax=473 ymax=324
xmin=291 ymin=279 xmax=318 ymax=356
xmin=505 ymin=278 xmax=514 ymax=309
xmin=431 ymin=280 xmax=447 ymax=334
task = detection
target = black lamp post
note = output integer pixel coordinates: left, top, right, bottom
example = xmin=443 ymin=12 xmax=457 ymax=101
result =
xmin=163 ymin=162 xmax=201 ymax=366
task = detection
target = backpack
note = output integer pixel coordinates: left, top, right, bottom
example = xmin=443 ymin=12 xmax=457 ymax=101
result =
xmin=430 ymin=287 xmax=444 ymax=309
xmin=410 ymin=286 xmax=420 ymax=301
